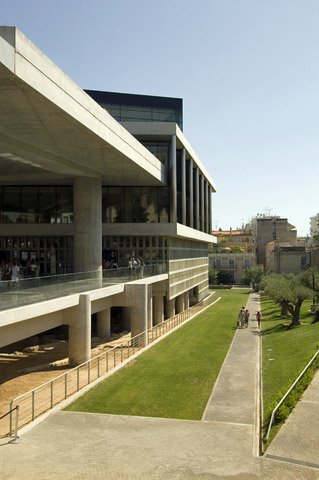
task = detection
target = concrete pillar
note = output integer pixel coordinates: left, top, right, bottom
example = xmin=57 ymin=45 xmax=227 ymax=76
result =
xmin=170 ymin=134 xmax=177 ymax=223
xmin=97 ymin=308 xmax=111 ymax=340
xmin=176 ymin=294 xmax=185 ymax=314
xmin=73 ymin=177 xmax=102 ymax=275
xmin=205 ymin=180 xmax=211 ymax=233
xmin=189 ymin=158 xmax=194 ymax=228
xmin=181 ymin=148 xmax=186 ymax=225
xmin=153 ymin=296 xmax=164 ymax=325
xmin=129 ymin=283 xmax=148 ymax=346
xmin=165 ymin=297 xmax=175 ymax=319
xmin=208 ymin=186 xmax=212 ymax=232
xmin=184 ymin=291 xmax=190 ymax=309
xmin=148 ymin=291 xmax=153 ymax=329
xmin=195 ymin=167 xmax=200 ymax=230
xmin=201 ymin=174 xmax=205 ymax=232
xmin=69 ymin=294 xmax=91 ymax=366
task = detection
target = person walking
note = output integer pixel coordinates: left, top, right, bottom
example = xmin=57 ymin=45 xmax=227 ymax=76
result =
xmin=256 ymin=311 xmax=261 ymax=329
xmin=244 ymin=309 xmax=250 ymax=328
xmin=237 ymin=307 xmax=245 ymax=328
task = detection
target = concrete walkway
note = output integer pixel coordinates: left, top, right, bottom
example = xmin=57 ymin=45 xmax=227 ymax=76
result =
xmin=0 ymin=293 xmax=319 ymax=479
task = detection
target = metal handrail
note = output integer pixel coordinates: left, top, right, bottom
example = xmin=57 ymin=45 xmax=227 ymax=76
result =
xmin=0 ymin=405 xmax=19 ymax=442
xmin=265 ymin=349 xmax=319 ymax=440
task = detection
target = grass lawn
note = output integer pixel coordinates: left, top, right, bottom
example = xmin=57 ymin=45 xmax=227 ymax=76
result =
xmin=261 ymin=296 xmax=319 ymax=442
xmin=66 ymin=289 xmax=250 ymax=420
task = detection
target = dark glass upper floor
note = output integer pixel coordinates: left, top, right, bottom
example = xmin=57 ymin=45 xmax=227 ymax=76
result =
xmin=0 ymin=185 xmax=169 ymax=224
xmin=85 ymin=90 xmax=183 ymax=130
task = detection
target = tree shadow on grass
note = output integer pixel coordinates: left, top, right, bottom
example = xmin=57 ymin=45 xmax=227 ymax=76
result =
xmin=260 ymin=323 xmax=291 ymax=336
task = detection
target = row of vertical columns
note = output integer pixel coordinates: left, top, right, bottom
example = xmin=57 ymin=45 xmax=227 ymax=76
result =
xmin=179 ymin=147 xmax=212 ymax=233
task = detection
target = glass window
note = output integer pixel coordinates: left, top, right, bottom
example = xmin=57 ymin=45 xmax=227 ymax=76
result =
xmin=152 ymin=108 xmax=176 ymax=122
xmin=57 ymin=186 xmax=73 ymax=223
xmin=229 ymin=259 xmax=235 ymax=270
xmin=0 ymin=187 xmax=3 ymax=223
xmin=21 ymin=186 xmax=38 ymax=223
xmin=4 ymin=186 xmax=21 ymax=223
xmin=39 ymin=186 xmax=56 ymax=223
xmin=158 ymin=187 xmax=169 ymax=223
xmin=129 ymin=187 xmax=148 ymax=222
xmin=141 ymin=187 xmax=157 ymax=223
xmin=106 ymin=187 xmax=124 ymax=223
xmin=121 ymin=106 xmax=152 ymax=121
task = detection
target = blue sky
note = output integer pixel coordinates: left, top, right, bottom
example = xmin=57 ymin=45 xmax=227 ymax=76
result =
xmin=1 ymin=0 xmax=319 ymax=236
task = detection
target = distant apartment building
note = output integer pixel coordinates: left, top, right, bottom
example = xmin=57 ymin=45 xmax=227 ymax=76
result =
xmin=209 ymin=228 xmax=256 ymax=283
xmin=251 ymin=215 xmax=297 ymax=267
xmin=265 ymin=241 xmax=309 ymax=274
xmin=211 ymin=228 xmax=255 ymax=253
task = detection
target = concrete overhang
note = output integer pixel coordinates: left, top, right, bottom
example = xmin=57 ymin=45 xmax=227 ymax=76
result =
xmin=102 ymin=222 xmax=217 ymax=244
xmin=0 ymin=27 xmax=165 ymax=186
xmin=122 ymin=121 xmax=217 ymax=192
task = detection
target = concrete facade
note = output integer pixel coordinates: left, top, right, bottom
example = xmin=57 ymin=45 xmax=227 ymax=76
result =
xmin=0 ymin=27 xmax=216 ymax=366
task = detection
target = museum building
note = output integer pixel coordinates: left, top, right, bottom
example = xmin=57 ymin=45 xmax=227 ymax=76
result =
xmin=0 ymin=26 xmax=216 ymax=364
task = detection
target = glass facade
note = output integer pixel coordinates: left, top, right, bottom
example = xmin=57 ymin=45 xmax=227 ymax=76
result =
xmin=85 ymin=90 xmax=183 ymax=130
xmin=102 ymin=235 xmax=167 ymax=267
xmin=0 ymin=185 xmax=170 ymax=225
xmin=0 ymin=235 xmax=73 ymax=275
xmin=141 ymin=141 xmax=169 ymax=167
xmin=0 ymin=186 xmax=73 ymax=224
xmin=102 ymin=186 xmax=170 ymax=223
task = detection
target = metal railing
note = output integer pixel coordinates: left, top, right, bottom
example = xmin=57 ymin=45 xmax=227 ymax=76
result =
xmin=0 ymin=406 xmax=19 ymax=443
xmin=265 ymin=349 xmax=319 ymax=440
xmin=0 ymin=263 xmax=166 ymax=311
xmin=7 ymin=294 xmax=216 ymax=437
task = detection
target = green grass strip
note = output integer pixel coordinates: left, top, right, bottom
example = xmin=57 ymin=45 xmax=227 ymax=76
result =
xmin=261 ymin=297 xmax=319 ymax=443
xmin=66 ymin=289 xmax=250 ymax=420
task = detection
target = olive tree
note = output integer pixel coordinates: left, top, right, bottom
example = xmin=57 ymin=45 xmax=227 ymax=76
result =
xmin=261 ymin=273 xmax=311 ymax=326
xmin=243 ymin=264 xmax=264 ymax=287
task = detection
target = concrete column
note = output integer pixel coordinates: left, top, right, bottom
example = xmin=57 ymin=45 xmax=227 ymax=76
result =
xmin=184 ymin=291 xmax=190 ymax=309
xmin=170 ymin=134 xmax=177 ymax=223
xmin=153 ymin=296 xmax=164 ymax=325
xmin=129 ymin=283 xmax=148 ymax=346
xmin=73 ymin=177 xmax=102 ymax=275
xmin=201 ymin=174 xmax=205 ymax=232
xmin=189 ymin=158 xmax=194 ymax=228
xmin=69 ymin=294 xmax=91 ymax=366
xmin=176 ymin=294 xmax=185 ymax=314
xmin=97 ymin=308 xmax=111 ymax=340
xmin=148 ymin=290 xmax=153 ymax=329
xmin=165 ymin=297 xmax=175 ymax=319
xmin=195 ymin=167 xmax=200 ymax=230
xmin=205 ymin=180 xmax=210 ymax=233
xmin=181 ymin=148 xmax=186 ymax=225
xmin=208 ymin=186 xmax=212 ymax=232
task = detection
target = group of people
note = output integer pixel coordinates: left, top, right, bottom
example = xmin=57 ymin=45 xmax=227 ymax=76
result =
xmin=237 ymin=307 xmax=262 ymax=329
xmin=0 ymin=259 xmax=39 ymax=282
xmin=128 ymin=257 xmax=145 ymax=277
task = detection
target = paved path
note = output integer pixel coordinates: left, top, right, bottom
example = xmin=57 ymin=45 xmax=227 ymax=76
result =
xmin=0 ymin=292 xmax=319 ymax=479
